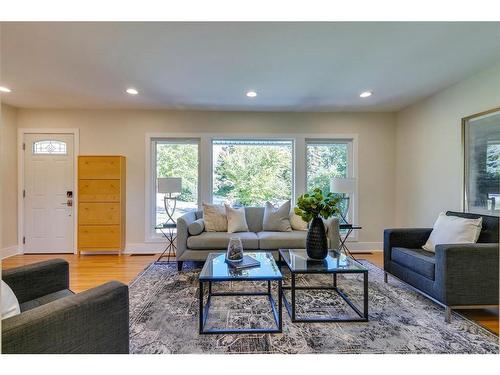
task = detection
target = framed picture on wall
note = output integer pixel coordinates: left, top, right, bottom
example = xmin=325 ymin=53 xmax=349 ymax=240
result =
xmin=463 ymin=107 xmax=500 ymax=216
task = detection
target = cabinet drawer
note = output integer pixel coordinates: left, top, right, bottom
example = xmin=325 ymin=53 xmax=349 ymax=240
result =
xmin=79 ymin=180 xmax=121 ymax=202
xmin=79 ymin=203 xmax=121 ymax=225
xmin=79 ymin=157 xmax=122 ymax=179
xmin=78 ymin=225 xmax=121 ymax=248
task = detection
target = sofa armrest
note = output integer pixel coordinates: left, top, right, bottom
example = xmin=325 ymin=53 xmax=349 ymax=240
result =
xmin=2 ymin=259 xmax=69 ymax=304
xmin=383 ymin=228 xmax=432 ymax=270
xmin=435 ymin=243 xmax=499 ymax=306
xmin=1 ymin=281 xmax=129 ymax=354
xmin=176 ymin=211 xmax=198 ymax=260
xmin=324 ymin=217 xmax=340 ymax=250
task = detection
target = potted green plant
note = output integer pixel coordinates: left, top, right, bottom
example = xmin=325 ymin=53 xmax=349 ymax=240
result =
xmin=294 ymin=188 xmax=341 ymax=260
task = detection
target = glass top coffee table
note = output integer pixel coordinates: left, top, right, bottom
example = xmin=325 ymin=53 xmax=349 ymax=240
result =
xmin=279 ymin=249 xmax=368 ymax=323
xmin=198 ymin=252 xmax=283 ymax=334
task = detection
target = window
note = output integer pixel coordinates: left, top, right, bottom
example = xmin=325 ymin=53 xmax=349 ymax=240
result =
xmin=152 ymin=139 xmax=199 ymax=232
xmin=33 ymin=140 xmax=67 ymax=155
xmin=464 ymin=109 xmax=500 ymax=215
xmin=212 ymin=139 xmax=293 ymax=206
xmin=306 ymin=139 xmax=354 ymax=222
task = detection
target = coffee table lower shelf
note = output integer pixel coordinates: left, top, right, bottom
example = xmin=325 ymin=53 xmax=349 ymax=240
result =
xmin=281 ymin=272 xmax=369 ymax=323
xmin=198 ymin=280 xmax=283 ymax=334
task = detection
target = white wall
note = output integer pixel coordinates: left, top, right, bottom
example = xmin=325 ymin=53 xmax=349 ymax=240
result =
xmin=395 ymin=62 xmax=500 ymax=227
xmin=0 ymin=104 xmax=19 ymax=256
xmin=15 ymin=109 xmax=397 ymax=251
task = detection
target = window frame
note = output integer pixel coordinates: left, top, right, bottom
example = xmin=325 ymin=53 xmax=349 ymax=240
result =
xmin=211 ymin=137 xmax=296 ymax=206
xmin=462 ymin=106 xmax=500 ymax=216
xmin=148 ymin=137 xmax=201 ymax=240
xmin=305 ymin=138 xmax=357 ymax=238
xmin=145 ymin=133 xmax=358 ymax=243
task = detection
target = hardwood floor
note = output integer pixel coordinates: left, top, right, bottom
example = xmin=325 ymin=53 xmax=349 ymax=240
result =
xmin=2 ymin=251 xmax=498 ymax=335
xmin=1 ymin=253 xmax=157 ymax=293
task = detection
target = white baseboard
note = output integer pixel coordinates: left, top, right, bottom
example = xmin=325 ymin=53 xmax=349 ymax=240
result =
xmin=122 ymin=241 xmax=382 ymax=255
xmin=1 ymin=245 xmax=21 ymax=260
xmin=4 ymin=242 xmax=382 ymax=257
xmin=124 ymin=242 xmax=164 ymax=254
xmin=346 ymin=242 xmax=383 ymax=252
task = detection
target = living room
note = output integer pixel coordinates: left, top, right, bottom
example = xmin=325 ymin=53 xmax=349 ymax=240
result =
xmin=1 ymin=1 xmax=500 ymax=372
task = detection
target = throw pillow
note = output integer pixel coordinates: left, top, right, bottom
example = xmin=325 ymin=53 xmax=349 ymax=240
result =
xmin=290 ymin=210 xmax=308 ymax=231
xmin=225 ymin=204 xmax=249 ymax=233
xmin=188 ymin=218 xmax=205 ymax=235
xmin=202 ymin=202 xmax=227 ymax=232
xmin=422 ymin=212 xmax=483 ymax=252
xmin=1 ymin=280 xmax=20 ymax=320
xmin=263 ymin=200 xmax=292 ymax=232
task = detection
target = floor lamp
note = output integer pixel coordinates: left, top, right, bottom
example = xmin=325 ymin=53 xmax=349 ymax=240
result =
xmin=330 ymin=177 xmax=356 ymax=224
xmin=158 ymin=177 xmax=182 ymax=225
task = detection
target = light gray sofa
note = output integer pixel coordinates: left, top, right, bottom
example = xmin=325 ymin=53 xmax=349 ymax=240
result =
xmin=176 ymin=207 xmax=341 ymax=270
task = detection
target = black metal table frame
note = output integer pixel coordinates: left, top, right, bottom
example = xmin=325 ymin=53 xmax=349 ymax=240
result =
xmin=339 ymin=224 xmax=362 ymax=260
xmin=278 ymin=253 xmax=368 ymax=323
xmin=198 ymin=278 xmax=283 ymax=334
xmin=156 ymin=224 xmax=177 ymax=262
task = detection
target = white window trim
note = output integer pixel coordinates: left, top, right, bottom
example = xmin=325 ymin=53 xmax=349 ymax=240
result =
xmin=305 ymin=138 xmax=358 ymax=240
xmin=145 ymin=132 xmax=358 ymax=243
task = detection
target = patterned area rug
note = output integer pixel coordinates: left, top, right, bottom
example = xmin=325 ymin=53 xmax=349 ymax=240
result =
xmin=129 ymin=260 xmax=499 ymax=354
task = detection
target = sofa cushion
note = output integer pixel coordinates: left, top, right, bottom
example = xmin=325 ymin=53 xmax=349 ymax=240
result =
xmin=423 ymin=212 xmax=482 ymax=252
xmin=263 ymin=201 xmax=292 ymax=232
xmin=391 ymin=247 xmax=436 ymax=280
xmin=187 ymin=232 xmax=259 ymax=250
xmin=20 ymin=289 xmax=74 ymax=312
xmin=258 ymin=231 xmax=308 ymax=249
xmin=188 ymin=218 xmax=205 ymax=235
xmin=202 ymin=202 xmax=227 ymax=232
xmin=244 ymin=207 xmax=265 ymax=233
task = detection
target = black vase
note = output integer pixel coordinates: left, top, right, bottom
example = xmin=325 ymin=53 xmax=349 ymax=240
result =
xmin=306 ymin=216 xmax=328 ymax=260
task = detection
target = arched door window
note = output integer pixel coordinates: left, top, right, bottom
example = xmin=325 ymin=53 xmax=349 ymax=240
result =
xmin=32 ymin=140 xmax=67 ymax=155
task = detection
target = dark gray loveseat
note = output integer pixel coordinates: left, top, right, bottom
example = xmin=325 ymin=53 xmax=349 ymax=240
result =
xmin=1 ymin=259 xmax=129 ymax=354
xmin=384 ymin=211 xmax=499 ymax=322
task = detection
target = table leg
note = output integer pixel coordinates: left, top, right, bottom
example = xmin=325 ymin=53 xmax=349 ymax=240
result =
xmin=267 ymin=280 xmax=271 ymax=295
xmin=291 ymin=273 xmax=296 ymax=321
xmin=278 ymin=280 xmax=283 ymax=331
xmin=333 ymin=273 xmax=337 ymax=288
xmin=199 ymin=281 xmax=204 ymax=334
xmin=363 ymin=272 xmax=369 ymax=319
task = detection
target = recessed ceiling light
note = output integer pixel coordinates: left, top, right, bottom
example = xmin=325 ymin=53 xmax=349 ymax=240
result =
xmin=126 ymin=88 xmax=139 ymax=95
xmin=359 ymin=91 xmax=372 ymax=98
xmin=246 ymin=90 xmax=257 ymax=98
xmin=0 ymin=86 xmax=12 ymax=93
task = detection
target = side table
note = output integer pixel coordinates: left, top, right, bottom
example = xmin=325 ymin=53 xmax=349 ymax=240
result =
xmin=155 ymin=223 xmax=177 ymax=262
xmin=339 ymin=224 xmax=362 ymax=259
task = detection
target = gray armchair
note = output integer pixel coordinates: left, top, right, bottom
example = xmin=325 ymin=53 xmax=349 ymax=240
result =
xmin=1 ymin=259 xmax=129 ymax=354
xmin=384 ymin=211 xmax=499 ymax=322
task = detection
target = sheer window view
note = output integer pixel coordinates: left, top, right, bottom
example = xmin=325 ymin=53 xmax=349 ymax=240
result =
xmin=212 ymin=139 xmax=293 ymax=206
xmin=154 ymin=140 xmax=199 ymax=230
xmin=306 ymin=141 xmax=350 ymax=220
xmin=465 ymin=111 xmax=500 ymax=215
xmin=306 ymin=141 xmax=348 ymax=193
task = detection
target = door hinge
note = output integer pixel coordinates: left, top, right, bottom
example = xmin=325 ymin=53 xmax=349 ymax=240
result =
xmin=22 ymin=142 xmax=26 ymax=151
xmin=23 ymin=236 xmax=26 ymax=244
xmin=23 ymin=189 xmax=26 ymax=198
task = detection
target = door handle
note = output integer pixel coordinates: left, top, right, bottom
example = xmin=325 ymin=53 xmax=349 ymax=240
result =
xmin=61 ymin=199 xmax=73 ymax=207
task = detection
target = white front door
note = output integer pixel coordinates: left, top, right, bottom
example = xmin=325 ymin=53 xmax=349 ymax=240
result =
xmin=23 ymin=134 xmax=75 ymax=253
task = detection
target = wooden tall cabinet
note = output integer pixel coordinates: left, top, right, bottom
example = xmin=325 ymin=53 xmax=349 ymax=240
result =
xmin=78 ymin=156 xmax=126 ymax=254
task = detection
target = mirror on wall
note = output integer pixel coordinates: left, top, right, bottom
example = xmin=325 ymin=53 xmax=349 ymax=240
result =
xmin=463 ymin=107 xmax=500 ymax=216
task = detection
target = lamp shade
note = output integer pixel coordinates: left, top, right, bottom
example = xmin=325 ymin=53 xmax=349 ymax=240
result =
xmin=158 ymin=177 xmax=182 ymax=194
xmin=330 ymin=177 xmax=356 ymax=194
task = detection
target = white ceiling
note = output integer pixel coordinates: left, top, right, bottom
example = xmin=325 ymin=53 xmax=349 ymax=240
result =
xmin=1 ymin=22 xmax=500 ymax=112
